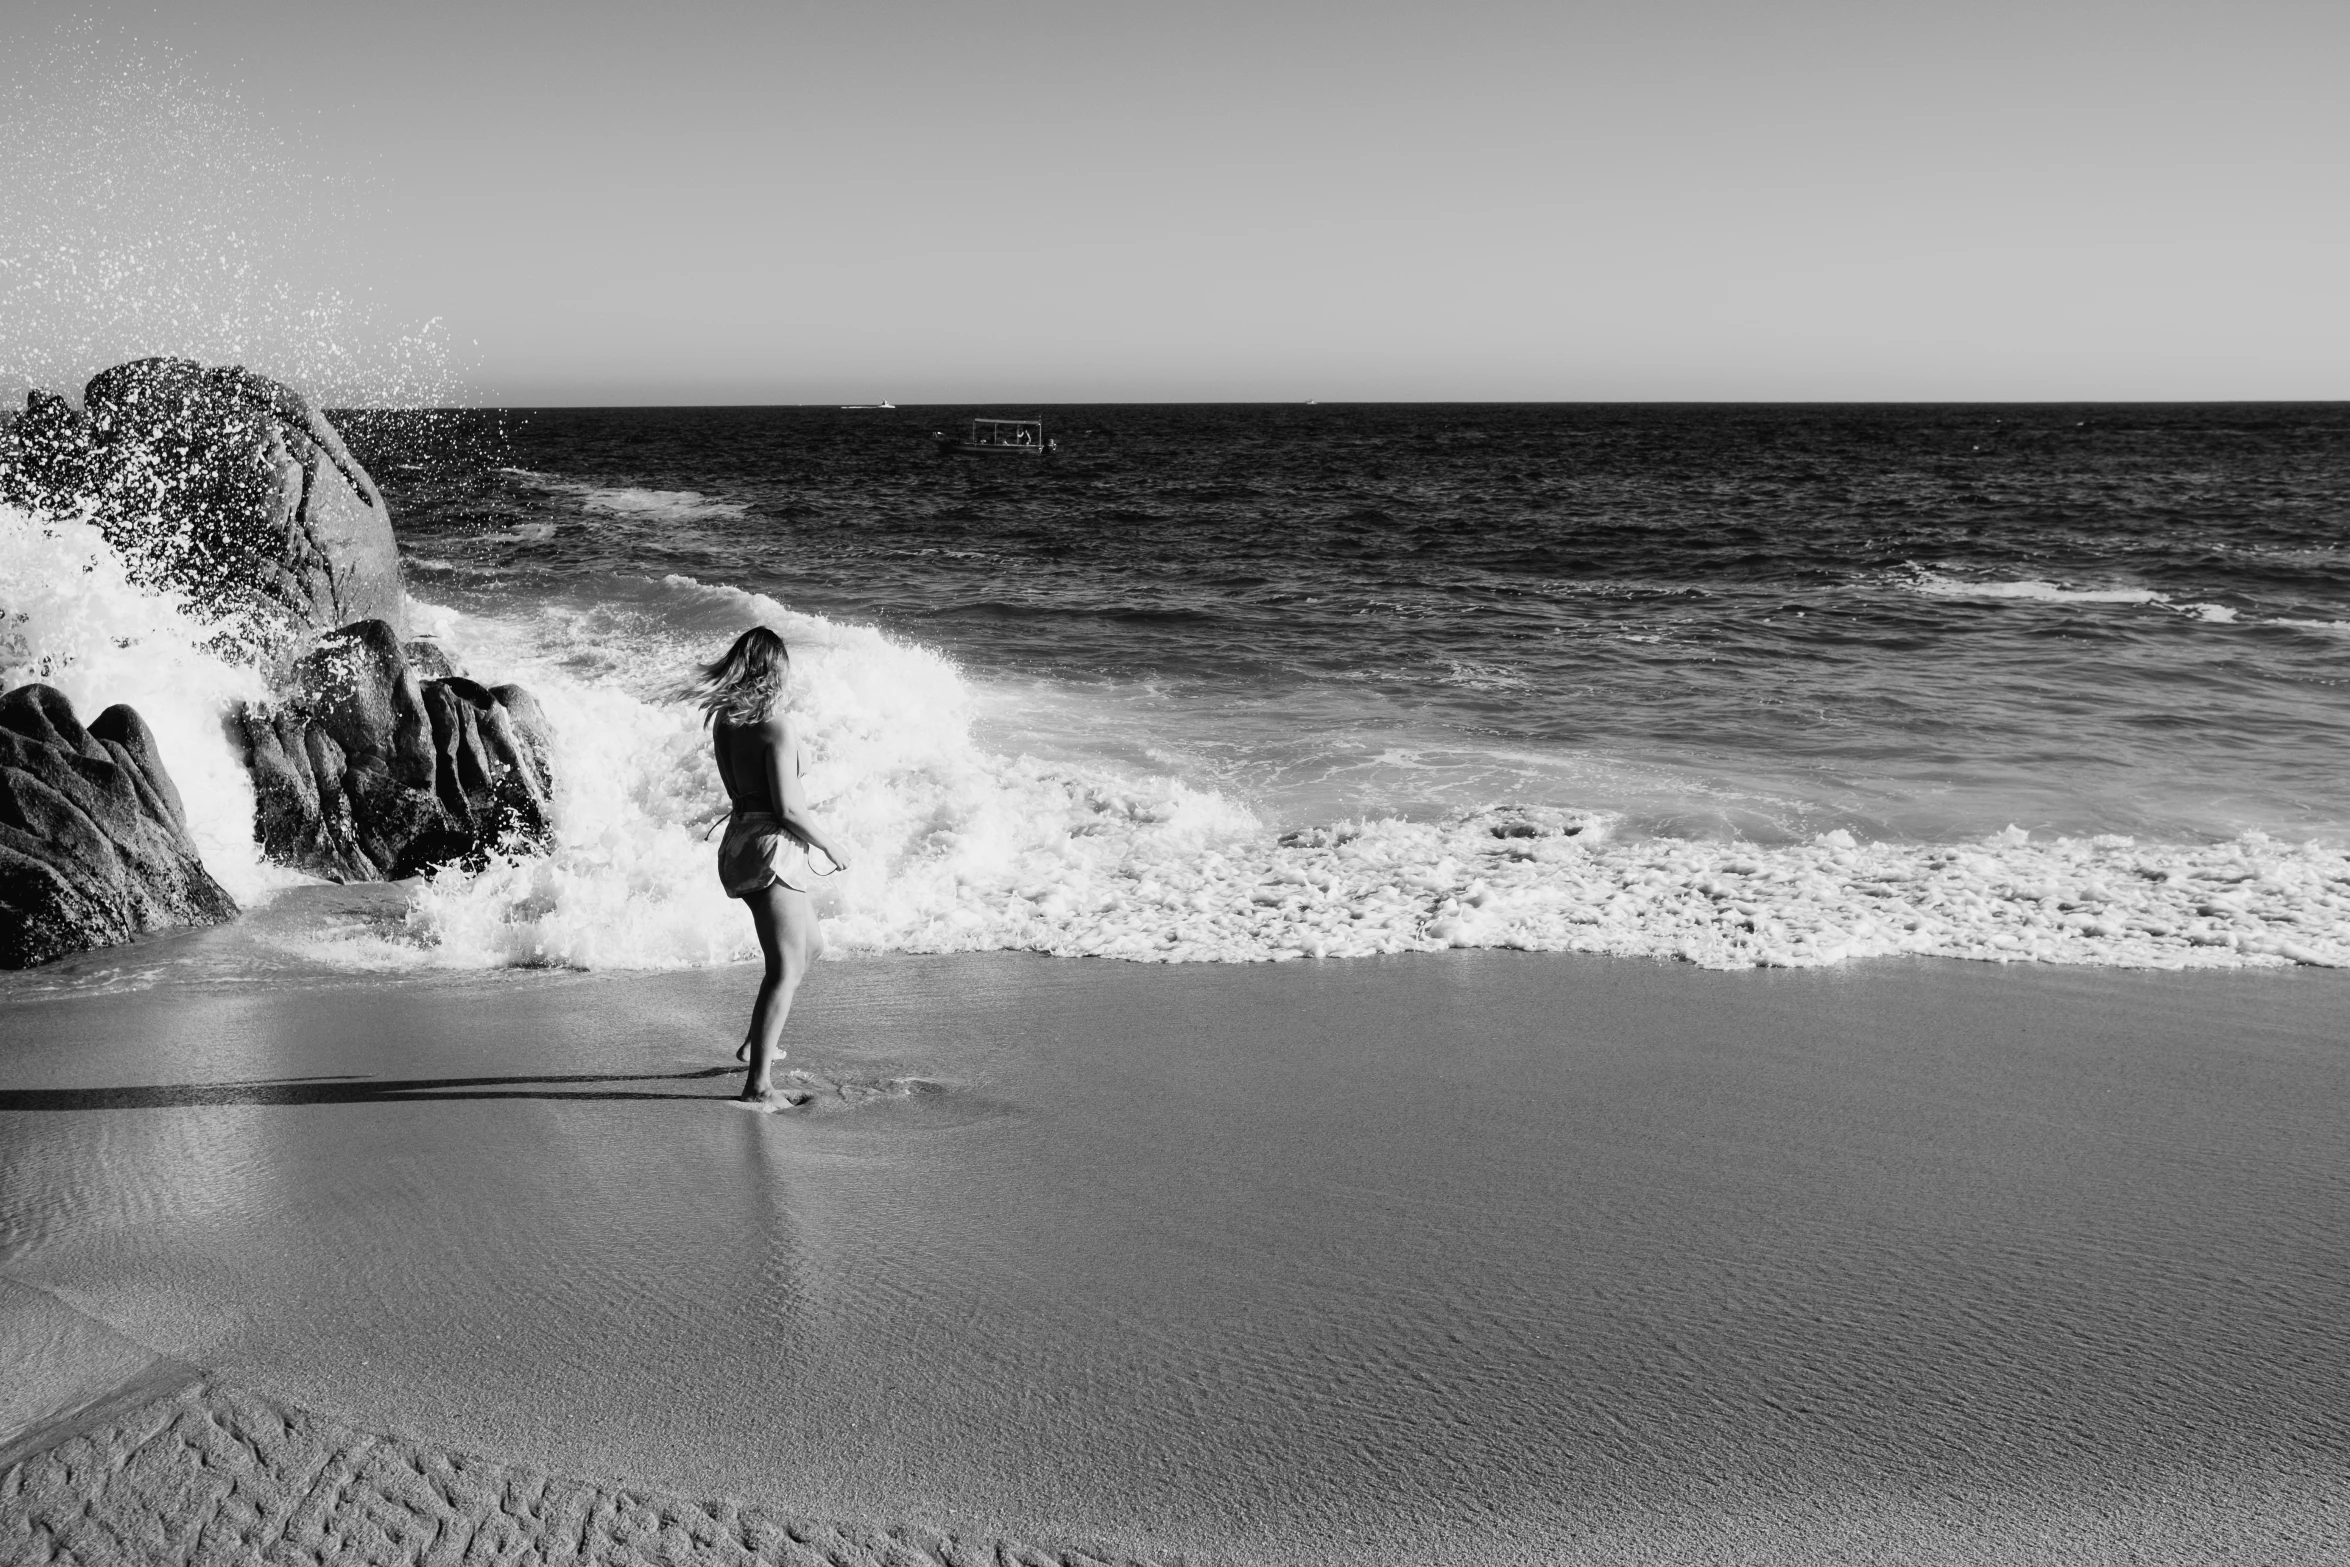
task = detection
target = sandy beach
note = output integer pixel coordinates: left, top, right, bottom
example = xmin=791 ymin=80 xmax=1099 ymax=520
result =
xmin=8 ymin=0 xmax=2349 ymax=1557
xmin=3 ymin=944 xmax=2345 ymax=1564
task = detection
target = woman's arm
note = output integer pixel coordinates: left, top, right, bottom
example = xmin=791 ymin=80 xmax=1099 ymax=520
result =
xmin=763 ymin=714 xmax=850 ymax=870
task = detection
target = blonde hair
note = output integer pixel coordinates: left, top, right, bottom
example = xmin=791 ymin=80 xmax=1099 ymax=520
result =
xmin=690 ymin=626 xmax=790 ymax=728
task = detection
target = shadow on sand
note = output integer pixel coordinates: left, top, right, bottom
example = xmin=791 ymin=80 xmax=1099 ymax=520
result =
xmin=0 ymin=1066 xmax=740 ymax=1112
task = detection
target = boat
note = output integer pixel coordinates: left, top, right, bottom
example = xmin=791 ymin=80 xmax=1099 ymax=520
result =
xmin=840 ymin=400 xmax=896 ymax=409
xmin=936 ymin=418 xmax=1052 ymax=457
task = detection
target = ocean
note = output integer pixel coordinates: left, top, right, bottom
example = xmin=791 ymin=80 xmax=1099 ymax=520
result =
xmin=7 ymin=401 xmax=2350 ymax=982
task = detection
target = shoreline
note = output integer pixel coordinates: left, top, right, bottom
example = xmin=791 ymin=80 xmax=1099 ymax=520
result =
xmin=5 ymin=949 xmax=2347 ymax=1563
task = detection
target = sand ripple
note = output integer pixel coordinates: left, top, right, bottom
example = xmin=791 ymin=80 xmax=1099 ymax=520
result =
xmin=2 ymin=1380 xmax=1175 ymax=1567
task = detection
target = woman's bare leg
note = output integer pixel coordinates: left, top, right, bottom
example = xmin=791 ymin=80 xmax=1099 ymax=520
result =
xmin=737 ymin=884 xmax=816 ymax=1106
xmin=737 ymin=894 xmax=825 ymax=1062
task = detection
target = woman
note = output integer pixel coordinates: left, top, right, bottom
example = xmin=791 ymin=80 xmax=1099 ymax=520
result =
xmin=692 ymin=627 xmax=851 ymax=1110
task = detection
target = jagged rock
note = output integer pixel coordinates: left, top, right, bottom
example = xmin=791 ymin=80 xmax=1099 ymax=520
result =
xmin=0 ymin=685 xmax=237 ymax=968
xmin=403 ymin=637 xmax=463 ymax=681
xmin=4 ymin=363 xmax=564 ymax=898
xmin=0 ymin=360 xmax=406 ymax=644
xmin=234 ymin=620 xmax=552 ymax=881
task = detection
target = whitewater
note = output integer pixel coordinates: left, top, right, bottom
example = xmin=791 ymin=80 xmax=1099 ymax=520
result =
xmin=9 ymin=458 xmax=2347 ymax=976
xmin=396 ymin=566 xmax=2350 ymax=975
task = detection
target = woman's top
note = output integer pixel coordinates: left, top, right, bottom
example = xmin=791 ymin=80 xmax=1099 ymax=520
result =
xmin=712 ymin=716 xmax=820 ymax=897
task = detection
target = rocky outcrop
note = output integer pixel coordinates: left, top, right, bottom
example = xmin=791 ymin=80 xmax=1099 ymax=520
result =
xmin=0 ymin=685 xmax=237 ymax=968
xmin=4 ymin=360 xmax=559 ymax=902
xmin=0 ymin=359 xmax=406 ymax=643
xmin=233 ymin=620 xmax=554 ymax=882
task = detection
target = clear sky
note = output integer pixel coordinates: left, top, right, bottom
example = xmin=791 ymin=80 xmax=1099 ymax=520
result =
xmin=4 ymin=0 xmax=2345 ymax=404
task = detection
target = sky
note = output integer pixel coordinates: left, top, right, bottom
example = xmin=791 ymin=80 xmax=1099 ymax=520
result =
xmin=3 ymin=0 xmax=2346 ymax=404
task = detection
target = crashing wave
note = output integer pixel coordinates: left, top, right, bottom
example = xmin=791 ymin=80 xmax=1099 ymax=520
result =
xmin=360 ymin=576 xmax=2350 ymax=973
xmin=9 ymin=517 xmax=2344 ymax=975
xmin=0 ymin=504 xmax=295 ymax=903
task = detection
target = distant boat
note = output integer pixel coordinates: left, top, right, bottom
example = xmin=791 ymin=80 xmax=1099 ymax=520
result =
xmin=936 ymin=418 xmax=1052 ymax=458
xmin=840 ymin=400 xmax=896 ymax=410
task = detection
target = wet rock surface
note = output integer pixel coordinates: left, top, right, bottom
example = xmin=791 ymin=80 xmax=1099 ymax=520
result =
xmin=0 ymin=685 xmax=237 ymax=969
xmin=3 ymin=359 xmax=565 ymax=892
xmin=0 ymin=358 xmax=406 ymax=643
xmin=234 ymin=620 xmax=554 ymax=881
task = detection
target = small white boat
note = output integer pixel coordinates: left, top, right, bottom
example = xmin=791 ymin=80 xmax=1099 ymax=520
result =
xmin=840 ymin=400 xmax=896 ymax=410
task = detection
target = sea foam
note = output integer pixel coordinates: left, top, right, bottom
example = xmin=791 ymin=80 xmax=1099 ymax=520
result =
xmin=1904 ymin=570 xmax=2273 ymax=631
xmin=7 ymin=519 xmax=2343 ymax=974
xmin=1907 ymin=571 xmax=2166 ymax=605
xmin=503 ymin=470 xmax=749 ymax=522
xmin=384 ymin=575 xmax=1256 ymax=969
xmin=369 ymin=573 xmax=2350 ymax=973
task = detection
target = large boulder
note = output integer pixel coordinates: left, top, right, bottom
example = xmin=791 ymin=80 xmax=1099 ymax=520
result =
xmin=0 ymin=359 xmax=406 ymax=644
xmin=233 ymin=620 xmax=554 ymax=882
xmin=3 ymin=361 xmax=562 ymax=897
xmin=0 ymin=685 xmax=237 ymax=968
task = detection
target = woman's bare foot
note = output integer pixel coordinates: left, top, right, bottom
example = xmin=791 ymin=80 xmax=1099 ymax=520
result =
xmin=732 ymin=1085 xmax=810 ymax=1112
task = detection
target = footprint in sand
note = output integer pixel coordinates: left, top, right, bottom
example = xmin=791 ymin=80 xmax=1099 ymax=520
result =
xmin=729 ymin=1070 xmax=944 ymax=1113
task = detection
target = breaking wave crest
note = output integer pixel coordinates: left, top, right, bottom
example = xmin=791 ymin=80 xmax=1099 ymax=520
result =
xmin=355 ymin=575 xmax=2350 ymax=973
xmin=372 ymin=575 xmax=1258 ymax=969
xmin=7 ymin=514 xmax=2345 ymax=974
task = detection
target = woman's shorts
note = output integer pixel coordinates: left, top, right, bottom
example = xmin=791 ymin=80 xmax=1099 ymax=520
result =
xmin=716 ymin=810 xmax=819 ymax=898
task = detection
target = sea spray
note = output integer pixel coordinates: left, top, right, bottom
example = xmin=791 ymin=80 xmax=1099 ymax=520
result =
xmin=0 ymin=504 xmax=294 ymax=903
xmin=0 ymin=29 xmax=461 ymax=410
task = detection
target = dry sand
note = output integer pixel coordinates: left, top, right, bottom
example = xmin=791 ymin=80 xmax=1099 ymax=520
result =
xmin=2 ymin=949 xmax=2346 ymax=1564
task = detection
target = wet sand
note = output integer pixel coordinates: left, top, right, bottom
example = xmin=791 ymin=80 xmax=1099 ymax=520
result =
xmin=3 ymin=950 xmax=2347 ymax=1564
